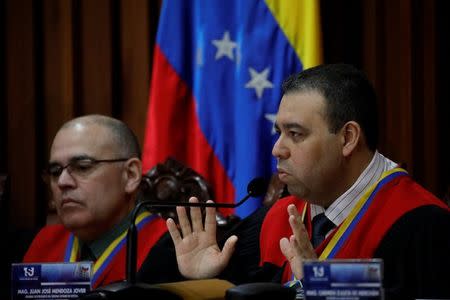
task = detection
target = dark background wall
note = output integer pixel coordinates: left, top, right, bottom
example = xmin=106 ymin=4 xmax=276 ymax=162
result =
xmin=1 ymin=0 xmax=449 ymax=232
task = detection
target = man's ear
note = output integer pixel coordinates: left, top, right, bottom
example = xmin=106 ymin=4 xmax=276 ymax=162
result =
xmin=123 ymin=158 xmax=142 ymax=194
xmin=341 ymin=121 xmax=361 ymax=157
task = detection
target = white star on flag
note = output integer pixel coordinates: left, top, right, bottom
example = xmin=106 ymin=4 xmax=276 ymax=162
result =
xmin=212 ymin=31 xmax=237 ymax=61
xmin=245 ymin=67 xmax=274 ymax=99
xmin=264 ymin=113 xmax=277 ymax=135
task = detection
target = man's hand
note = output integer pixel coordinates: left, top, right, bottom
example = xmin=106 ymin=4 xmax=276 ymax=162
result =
xmin=279 ymin=204 xmax=317 ymax=279
xmin=166 ymin=197 xmax=238 ymax=279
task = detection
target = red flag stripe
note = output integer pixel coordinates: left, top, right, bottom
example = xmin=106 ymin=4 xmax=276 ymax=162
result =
xmin=143 ymin=45 xmax=235 ymax=215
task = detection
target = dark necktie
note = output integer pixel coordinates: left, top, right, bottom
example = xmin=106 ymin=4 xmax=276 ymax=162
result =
xmin=311 ymin=213 xmax=336 ymax=248
xmin=80 ymin=244 xmax=96 ymax=261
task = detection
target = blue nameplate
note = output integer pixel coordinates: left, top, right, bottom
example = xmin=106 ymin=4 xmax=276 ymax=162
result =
xmin=11 ymin=262 xmax=93 ymax=300
xmin=303 ymin=259 xmax=383 ymax=299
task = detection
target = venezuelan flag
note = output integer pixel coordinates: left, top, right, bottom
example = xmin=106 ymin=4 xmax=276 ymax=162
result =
xmin=143 ymin=0 xmax=322 ymax=217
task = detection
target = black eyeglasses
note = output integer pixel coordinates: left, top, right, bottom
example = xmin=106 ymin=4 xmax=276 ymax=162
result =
xmin=42 ymin=157 xmax=130 ymax=182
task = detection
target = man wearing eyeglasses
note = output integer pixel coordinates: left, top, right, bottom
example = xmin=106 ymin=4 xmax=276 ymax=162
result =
xmin=22 ymin=115 xmax=180 ymax=288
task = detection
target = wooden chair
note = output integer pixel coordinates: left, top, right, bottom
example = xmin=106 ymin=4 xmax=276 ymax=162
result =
xmin=138 ymin=157 xmax=240 ymax=229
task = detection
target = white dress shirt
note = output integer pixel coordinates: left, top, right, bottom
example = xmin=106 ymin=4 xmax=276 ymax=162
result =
xmin=310 ymin=151 xmax=398 ymax=233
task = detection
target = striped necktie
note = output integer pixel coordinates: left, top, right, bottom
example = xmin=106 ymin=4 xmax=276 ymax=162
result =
xmin=311 ymin=213 xmax=335 ymax=248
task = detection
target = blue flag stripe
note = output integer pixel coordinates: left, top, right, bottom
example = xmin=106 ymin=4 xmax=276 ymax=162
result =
xmin=157 ymin=0 xmax=303 ymax=216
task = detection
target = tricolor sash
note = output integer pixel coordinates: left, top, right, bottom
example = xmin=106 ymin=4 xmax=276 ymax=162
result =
xmin=318 ymin=168 xmax=407 ymax=259
xmin=289 ymin=168 xmax=408 ymax=281
xmin=63 ymin=211 xmax=156 ymax=286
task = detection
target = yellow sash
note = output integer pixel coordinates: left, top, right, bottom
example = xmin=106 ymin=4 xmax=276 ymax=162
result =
xmin=65 ymin=211 xmax=154 ymax=284
xmin=319 ymin=168 xmax=407 ymax=259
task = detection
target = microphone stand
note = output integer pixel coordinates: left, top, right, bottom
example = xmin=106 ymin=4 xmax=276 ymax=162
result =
xmin=79 ymin=178 xmax=268 ymax=299
xmin=126 ymin=195 xmax=252 ymax=285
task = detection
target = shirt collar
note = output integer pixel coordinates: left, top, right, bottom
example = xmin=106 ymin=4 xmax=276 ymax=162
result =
xmin=310 ymin=151 xmax=397 ymax=226
xmin=79 ymin=212 xmax=133 ymax=261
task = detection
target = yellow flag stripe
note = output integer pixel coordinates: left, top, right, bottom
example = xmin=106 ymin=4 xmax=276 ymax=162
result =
xmin=265 ymin=0 xmax=323 ymax=68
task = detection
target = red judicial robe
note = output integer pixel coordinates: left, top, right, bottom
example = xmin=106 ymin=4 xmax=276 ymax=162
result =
xmin=259 ymin=170 xmax=450 ymax=299
xmin=23 ymin=213 xmax=168 ymax=288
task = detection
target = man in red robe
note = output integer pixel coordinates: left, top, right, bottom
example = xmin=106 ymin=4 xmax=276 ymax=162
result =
xmin=166 ymin=64 xmax=450 ymax=299
xmin=23 ymin=115 xmax=179 ymax=288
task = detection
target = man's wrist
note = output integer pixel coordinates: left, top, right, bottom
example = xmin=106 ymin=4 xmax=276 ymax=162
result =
xmin=284 ymin=278 xmax=304 ymax=299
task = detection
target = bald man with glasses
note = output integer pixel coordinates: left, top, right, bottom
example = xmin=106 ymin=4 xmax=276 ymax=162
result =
xmin=23 ymin=115 xmax=180 ymax=288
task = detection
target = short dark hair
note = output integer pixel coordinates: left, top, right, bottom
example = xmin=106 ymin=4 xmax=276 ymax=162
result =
xmin=282 ymin=64 xmax=378 ymax=151
xmin=62 ymin=115 xmax=141 ymax=158
xmin=98 ymin=116 xmax=141 ymax=158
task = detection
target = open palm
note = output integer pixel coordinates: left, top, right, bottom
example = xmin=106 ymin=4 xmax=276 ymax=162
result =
xmin=166 ymin=197 xmax=237 ymax=279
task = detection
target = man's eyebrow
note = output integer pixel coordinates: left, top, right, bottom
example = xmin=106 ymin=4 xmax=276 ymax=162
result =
xmin=276 ymin=122 xmax=308 ymax=131
xmin=48 ymin=154 xmax=93 ymax=165
xmin=70 ymin=155 xmax=93 ymax=161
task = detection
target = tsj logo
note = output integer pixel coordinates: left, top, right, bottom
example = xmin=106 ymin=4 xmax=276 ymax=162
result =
xmin=23 ymin=267 xmax=35 ymax=277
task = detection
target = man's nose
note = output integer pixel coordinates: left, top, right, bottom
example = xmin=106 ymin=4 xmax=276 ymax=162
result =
xmin=272 ymin=136 xmax=289 ymax=159
xmin=57 ymin=168 xmax=76 ymax=187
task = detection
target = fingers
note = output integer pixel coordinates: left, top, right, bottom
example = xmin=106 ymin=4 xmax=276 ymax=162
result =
xmin=287 ymin=204 xmax=301 ymax=220
xmin=279 ymin=237 xmax=293 ymax=260
xmin=287 ymin=206 xmax=317 ymax=259
xmin=287 ymin=204 xmax=309 ymax=244
xmin=174 ymin=196 xmax=214 ymax=238
xmin=288 ymin=234 xmax=302 ymax=256
xmin=189 ymin=197 xmax=204 ymax=232
xmin=289 ymin=215 xmax=315 ymax=255
xmin=288 ymin=215 xmax=309 ymax=243
xmin=204 ymin=200 xmax=217 ymax=236
xmin=288 ymin=235 xmax=305 ymax=279
xmin=219 ymin=235 xmax=238 ymax=265
xmin=177 ymin=199 xmax=193 ymax=237
xmin=280 ymin=235 xmax=304 ymax=279
xmin=167 ymin=218 xmax=182 ymax=245
xmin=280 ymin=235 xmax=301 ymax=260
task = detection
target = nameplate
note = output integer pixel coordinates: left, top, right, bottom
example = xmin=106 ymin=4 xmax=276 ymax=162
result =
xmin=303 ymin=259 xmax=383 ymax=299
xmin=11 ymin=262 xmax=93 ymax=300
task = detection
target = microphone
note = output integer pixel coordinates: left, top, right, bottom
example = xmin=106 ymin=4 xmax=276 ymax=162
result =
xmin=134 ymin=176 xmax=267 ymax=210
xmin=83 ymin=177 xmax=268 ymax=299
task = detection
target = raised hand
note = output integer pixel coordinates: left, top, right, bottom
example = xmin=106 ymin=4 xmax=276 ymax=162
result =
xmin=166 ymin=197 xmax=238 ymax=279
xmin=279 ymin=204 xmax=317 ymax=279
